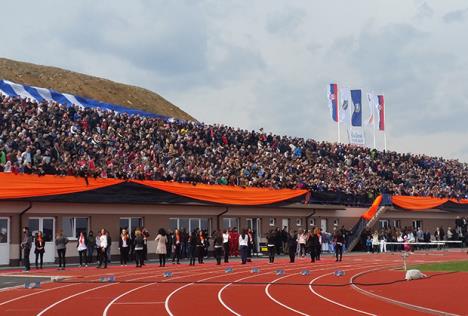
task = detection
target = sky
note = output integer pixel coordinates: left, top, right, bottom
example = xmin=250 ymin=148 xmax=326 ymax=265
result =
xmin=1 ymin=0 xmax=467 ymax=162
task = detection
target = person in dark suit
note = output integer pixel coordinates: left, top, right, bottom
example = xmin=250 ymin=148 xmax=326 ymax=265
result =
xmin=266 ymin=230 xmax=276 ymax=263
xmin=34 ymin=231 xmax=45 ymax=269
xmin=133 ymin=229 xmax=145 ymax=268
xmin=213 ymin=231 xmax=223 ymax=265
xmin=307 ymin=228 xmax=320 ymax=263
xmin=189 ymin=230 xmax=197 ymax=266
xmin=119 ymin=229 xmax=131 ymax=266
xmin=288 ymin=231 xmax=298 ymax=263
xmin=21 ymin=227 xmax=32 ymax=272
xmin=333 ymin=230 xmax=344 ymax=262
xmin=196 ymin=230 xmax=206 ymax=264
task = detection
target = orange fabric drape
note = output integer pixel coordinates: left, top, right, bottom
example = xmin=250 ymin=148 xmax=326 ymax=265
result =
xmin=449 ymin=198 xmax=468 ymax=204
xmin=131 ymin=180 xmax=308 ymax=205
xmin=361 ymin=195 xmax=383 ymax=220
xmin=0 ymin=173 xmax=123 ymax=199
xmin=391 ymin=195 xmax=449 ymax=210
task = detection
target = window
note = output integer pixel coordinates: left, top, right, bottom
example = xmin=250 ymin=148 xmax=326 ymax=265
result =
xmin=309 ymin=218 xmax=316 ymax=227
xmin=296 ymin=218 xmax=302 ymax=226
xmin=269 ymin=218 xmax=276 ymax=227
xmin=170 ymin=218 xmax=210 ymax=234
xmin=120 ymin=217 xmax=143 ymax=234
xmin=63 ymin=217 xmax=89 ymax=239
xmin=392 ymin=220 xmax=401 ymax=228
xmin=222 ymin=218 xmax=239 ymax=229
xmin=333 ymin=219 xmax=339 ymax=227
xmin=412 ymin=220 xmax=423 ymax=230
xmin=379 ymin=219 xmax=389 ymax=229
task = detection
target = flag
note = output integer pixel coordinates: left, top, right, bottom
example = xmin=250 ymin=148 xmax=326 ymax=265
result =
xmin=366 ymin=93 xmax=376 ymax=125
xmin=350 ymin=89 xmax=362 ymax=127
xmin=376 ymin=95 xmax=385 ymax=131
xmin=327 ymin=83 xmax=339 ymax=122
xmin=339 ymin=88 xmax=351 ymax=123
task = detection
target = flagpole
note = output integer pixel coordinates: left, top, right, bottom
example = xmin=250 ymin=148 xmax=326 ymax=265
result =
xmin=383 ymin=95 xmax=387 ymax=151
xmin=372 ymin=93 xmax=376 ymax=149
xmin=337 ymin=87 xmax=341 ymax=143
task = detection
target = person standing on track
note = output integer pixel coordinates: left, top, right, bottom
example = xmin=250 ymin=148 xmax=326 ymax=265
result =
xmin=266 ymin=230 xmax=276 ymax=263
xmin=97 ymin=228 xmax=108 ymax=269
xmin=333 ymin=230 xmax=344 ymax=262
xmin=196 ymin=230 xmax=206 ymax=264
xmin=119 ymin=229 xmax=130 ymax=266
xmin=288 ymin=231 xmax=298 ymax=263
xmin=55 ymin=230 xmax=69 ymax=270
xmin=34 ymin=231 xmax=45 ymax=269
xmin=223 ymin=229 xmax=230 ymax=263
xmin=77 ymin=231 xmax=88 ymax=267
xmin=155 ymin=228 xmax=168 ymax=267
xmin=239 ymin=229 xmax=249 ymax=264
xmin=21 ymin=227 xmax=32 ymax=272
xmin=307 ymin=228 xmax=320 ymax=263
xmin=87 ymin=231 xmax=96 ymax=264
xmin=172 ymin=229 xmax=181 ymax=264
xmin=189 ymin=230 xmax=197 ymax=266
xmin=133 ymin=229 xmax=145 ymax=268
xmin=213 ymin=230 xmax=223 ymax=265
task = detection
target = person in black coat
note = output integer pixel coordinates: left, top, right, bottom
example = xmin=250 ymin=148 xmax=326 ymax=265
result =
xmin=21 ymin=227 xmax=32 ymax=272
xmin=213 ymin=231 xmax=223 ymax=265
xmin=34 ymin=231 xmax=45 ymax=269
xmin=133 ymin=230 xmax=145 ymax=268
xmin=266 ymin=230 xmax=276 ymax=263
xmin=196 ymin=230 xmax=206 ymax=264
xmin=307 ymin=229 xmax=320 ymax=263
xmin=333 ymin=231 xmax=344 ymax=262
xmin=287 ymin=231 xmax=298 ymax=263
xmin=189 ymin=230 xmax=197 ymax=266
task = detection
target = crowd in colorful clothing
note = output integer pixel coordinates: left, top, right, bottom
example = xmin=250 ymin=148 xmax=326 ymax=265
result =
xmin=1 ymin=96 xmax=467 ymax=202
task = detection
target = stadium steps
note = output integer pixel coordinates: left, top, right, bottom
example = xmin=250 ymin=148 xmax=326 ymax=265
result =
xmin=346 ymin=206 xmax=390 ymax=252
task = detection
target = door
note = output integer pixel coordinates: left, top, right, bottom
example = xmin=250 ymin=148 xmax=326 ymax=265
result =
xmin=29 ymin=217 xmax=56 ymax=263
xmin=0 ymin=218 xmax=9 ymax=265
xmin=246 ymin=218 xmax=261 ymax=253
xmin=320 ymin=218 xmax=327 ymax=232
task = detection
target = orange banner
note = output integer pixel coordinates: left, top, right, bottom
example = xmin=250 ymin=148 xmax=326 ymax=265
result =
xmin=361 ymin=195 xmax=383 ymax=220
xmin=0 ymin=173 xmax=123 ymax=199
xmin=391 ymin=195 xmax=449 ymax=210
xmin=132 ymin=180 xmax=308 ymax=205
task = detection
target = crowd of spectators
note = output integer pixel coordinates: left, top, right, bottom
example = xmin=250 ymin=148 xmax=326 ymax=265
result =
xmin=1 ymin=95 xmax=467 ymax=200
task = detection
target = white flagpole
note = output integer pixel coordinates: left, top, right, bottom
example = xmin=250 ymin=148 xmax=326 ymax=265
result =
xmin=337 ymin=87 xmax=341 ymax=143
xmin=372 ymin=93 xmax=376 ymax=149
xmin=383 ymin=95 xmax=387 ymax=151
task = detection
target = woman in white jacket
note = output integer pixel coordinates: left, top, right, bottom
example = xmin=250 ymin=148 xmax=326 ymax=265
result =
xmin=155 ymin=228 xmax=168 ymax=267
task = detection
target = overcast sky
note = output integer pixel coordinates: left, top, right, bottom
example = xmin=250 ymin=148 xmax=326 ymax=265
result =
xmin=1 ymin=0 xmax=467 ymax=162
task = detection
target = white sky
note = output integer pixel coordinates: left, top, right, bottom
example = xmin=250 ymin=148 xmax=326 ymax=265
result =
xmin=1 ymin=0 xmax=467 ymax=162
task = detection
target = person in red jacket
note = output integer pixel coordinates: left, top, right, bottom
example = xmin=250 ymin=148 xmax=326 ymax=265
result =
xmin=229 ymin=227 xmax=240 ymax=257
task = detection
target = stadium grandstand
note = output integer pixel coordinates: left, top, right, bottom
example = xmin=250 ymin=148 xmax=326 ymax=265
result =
xmin=0 ymin=79 xmax=466 ymax=266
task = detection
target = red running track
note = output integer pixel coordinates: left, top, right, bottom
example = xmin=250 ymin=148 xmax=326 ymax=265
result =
xmin=0 ymin=251 xmax=466 ymax=316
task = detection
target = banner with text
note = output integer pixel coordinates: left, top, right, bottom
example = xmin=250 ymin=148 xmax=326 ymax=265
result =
xmin=348 ymin=127 xmax=366 ymax=146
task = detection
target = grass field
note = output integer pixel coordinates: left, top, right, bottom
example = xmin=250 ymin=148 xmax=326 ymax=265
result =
xmin=411 ymin=260 xmax=468 ymax=272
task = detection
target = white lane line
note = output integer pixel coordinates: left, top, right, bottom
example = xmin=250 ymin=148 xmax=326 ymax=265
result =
xmin=164 ymin=262 xmax=300 ymax=316
xmin=103 ymin=262 xmax=262 ymax=316
xmin=217 ymin=261 xmax=331 ymax=316
xmin=350 ymin=268 xmax=460 ymax=316
xmin=113 ymin=301 xmax=165 ymax=305
xmin=36 ymin=264 xmax=218 ymax=316
xmin=307 ymin=264 xmax=398 ymax=316
xmin=0 ymin=266 xmax=165 ymax=307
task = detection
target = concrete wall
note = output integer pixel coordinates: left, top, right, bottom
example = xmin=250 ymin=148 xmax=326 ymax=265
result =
xmin=0 ymin=201 xmax=461 ymax=266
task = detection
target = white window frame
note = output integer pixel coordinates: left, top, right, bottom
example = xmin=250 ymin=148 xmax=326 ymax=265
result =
xmin=412 ymin=220 xmax=423 ymax=230
xmin=333 ymin=219 xmax=339 ymax=227
xmin=309 ymin=218 xmax=316 ymax=227
xmin=269 ymin=218 xmax=276 ymax=227
xmin=170 ymin=217 xmax=210 ymax=234
xmin=296 ymin=218 xmax=302 ymax=227
xmin=120 ymin=217 xmax=144 ymax=234
xmin=62 ymin=217 xmax=89 ymax=240
xmin=222 ymin=217 xmax=239 ymax=229
xmin=392 ymin=220 xmax=401 ymax=228
xmin=379 ymin=219 xmax=389 ymax=229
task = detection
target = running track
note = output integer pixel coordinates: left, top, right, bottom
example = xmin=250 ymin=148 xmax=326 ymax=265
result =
xmin=0 ymin=252 xmax=466 ymax=315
